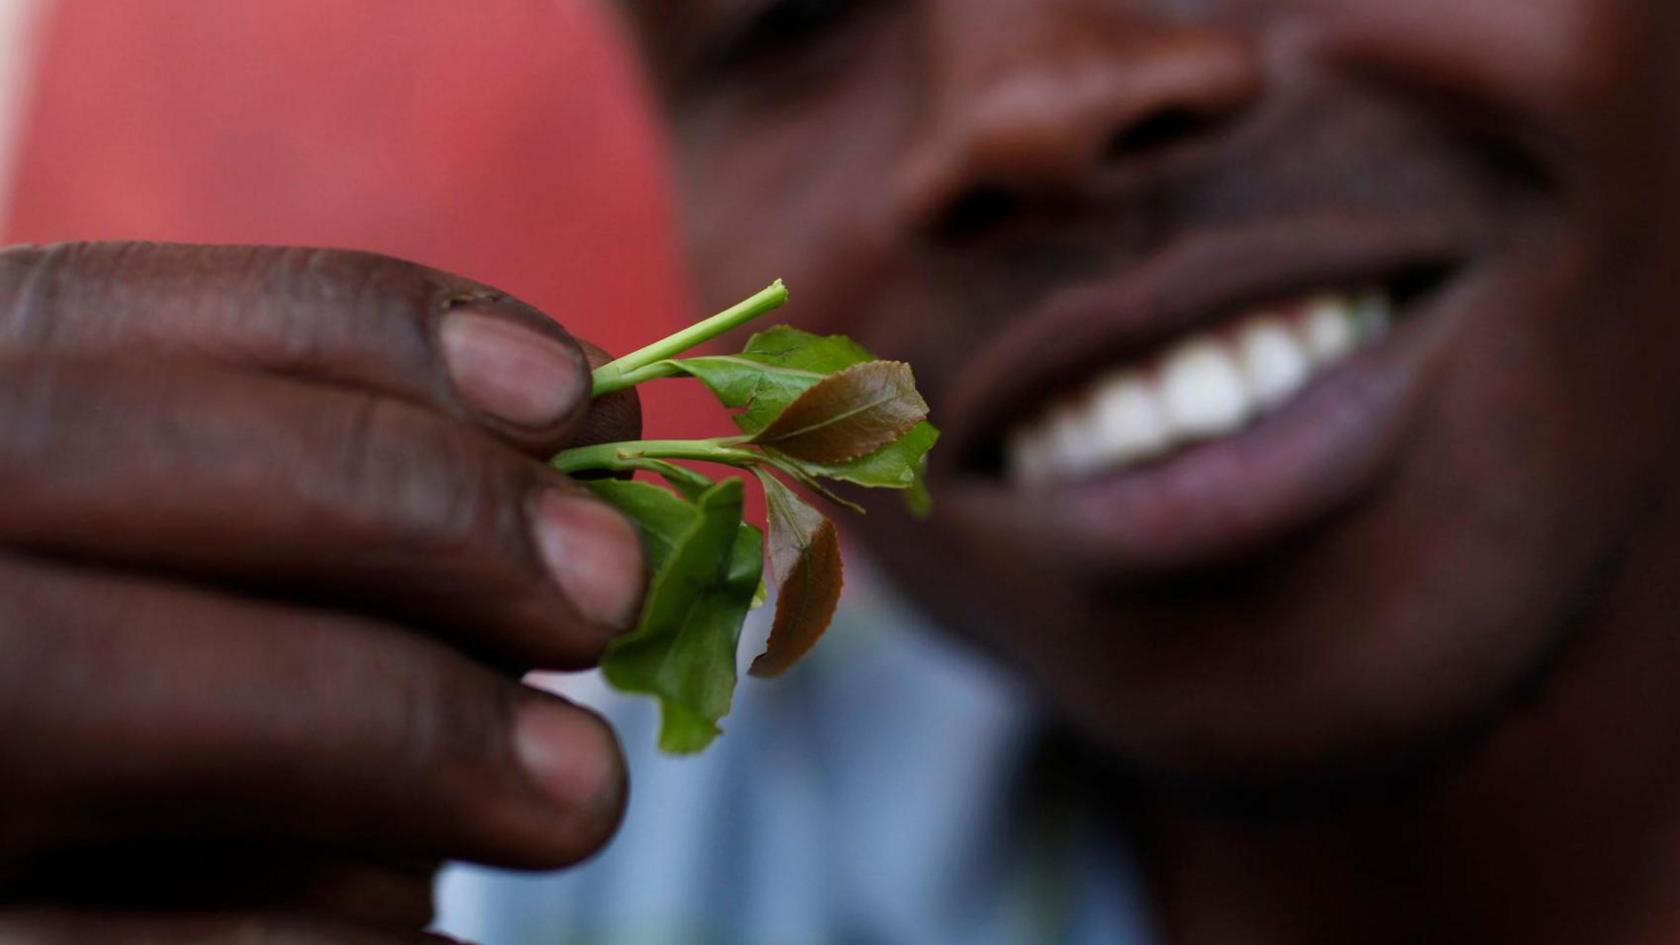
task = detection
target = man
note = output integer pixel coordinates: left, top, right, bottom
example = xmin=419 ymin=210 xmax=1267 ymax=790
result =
xmin=5 ymin=2 xmax=1680 ymax=945
xmin=454 ymin=1 xmax=1680 ymax=942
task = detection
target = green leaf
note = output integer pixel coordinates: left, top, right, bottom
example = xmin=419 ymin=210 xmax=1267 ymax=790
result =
xmin=751 ymin=473 xmax=844 ymax=678
xmin=664 ymin=355 xmax=824 ymax=436
xmin=584 ymin=478 xmax=764 ymax=754
xmin=751 ymin=361 xmax=929 ymax=464
xmin=740 ymin=325 xmax=875 ymax=374
xmin=665 ymin=478 xmax=767 ymax=612
xmin=666 ymin=326 xmax=877 ymax=436
xmin=696 ymin=327 xmax=937 ymax=494
xmin=583 ymin=479 xmax=701 ymax=570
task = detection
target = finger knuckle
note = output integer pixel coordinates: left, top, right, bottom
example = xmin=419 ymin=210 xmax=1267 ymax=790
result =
xmin=0 ymin=242 xmax=200 ymax=351
xmin=327 ymin=394 xmax=533 ymax=568
xmin=0 ymin=559 xmax=63 ymax=710
xmin=0 ymin=358 xmax=81 ymax=510
xmin=376 ymin=655 xmax=619 ymax=866
xmin=0 ymin=559 xmax=114 ymax=851
xmin=366 ymin=643 xmax=538 ymax=838
xmin=0 ymin=243 xmax=72 ymax=350
xmin=389 ymin=648 xmax=512 ymax=782
xmin=268 ymin=248 xmax=454 ymax=375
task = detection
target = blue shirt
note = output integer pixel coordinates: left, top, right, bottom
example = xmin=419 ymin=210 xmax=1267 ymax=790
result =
xmin=437 ymin=568 xmax=1158 ymax=945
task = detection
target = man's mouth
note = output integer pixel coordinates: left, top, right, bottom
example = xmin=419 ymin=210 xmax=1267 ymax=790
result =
xmin=1004 ymin=288 xmax=1395 ymax=484
xmin=939 ymin=220 xmax=1470 ymax=572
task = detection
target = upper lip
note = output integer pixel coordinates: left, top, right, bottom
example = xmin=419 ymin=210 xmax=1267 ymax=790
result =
xmin=939 ymin=215 xmax=1468 ymax=475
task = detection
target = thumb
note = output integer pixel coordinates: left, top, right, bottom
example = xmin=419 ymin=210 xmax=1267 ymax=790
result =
xmin=563 ymin=339 xmax=644 ymax=453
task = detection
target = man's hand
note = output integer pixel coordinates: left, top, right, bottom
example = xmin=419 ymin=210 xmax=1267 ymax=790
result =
xmin=0 ymin=243 xmax=648 ymax=943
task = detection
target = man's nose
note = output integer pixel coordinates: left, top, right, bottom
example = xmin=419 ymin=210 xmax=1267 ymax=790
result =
xmin=895 ymin=4 xmax=1262 ymax=239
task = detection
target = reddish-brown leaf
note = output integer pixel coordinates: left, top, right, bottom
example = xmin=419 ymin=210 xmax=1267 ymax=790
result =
xmin=750 ymin=518 xmax=842 ymax=678
xmin=751 ymin=361 xmax=928 ymax=464
xmin=750 ymin=474 xmax=845 ymax=678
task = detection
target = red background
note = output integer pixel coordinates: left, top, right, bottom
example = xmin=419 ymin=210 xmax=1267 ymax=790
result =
xmin=6 ymin=0 xmax=716 ymax=439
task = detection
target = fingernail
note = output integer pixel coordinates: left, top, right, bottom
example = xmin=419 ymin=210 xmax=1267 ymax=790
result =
xmin=514 ymin=699 xmax=622 ymax=813
xmin=440 ymin=309 xmax=585 ymax=429
xmin=532 ymin=490 xmax=646 ymax=632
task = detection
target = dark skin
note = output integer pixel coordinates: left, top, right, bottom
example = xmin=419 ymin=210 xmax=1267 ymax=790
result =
xmin=0 ymin=244 xmax=649 ymax=942
xmin=8 ymin=2 xmax=1679 ymax=941
xmin=630 ymin=0 xmax=1680 ymax=941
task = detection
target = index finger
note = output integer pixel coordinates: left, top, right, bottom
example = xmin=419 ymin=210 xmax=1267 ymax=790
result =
xmin=0 ymin=242 xmax=611 ymax=456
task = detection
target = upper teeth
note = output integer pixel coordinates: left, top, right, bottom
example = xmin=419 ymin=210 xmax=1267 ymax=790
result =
xmin=1006 ymin=289 xmax=1393 ymax=484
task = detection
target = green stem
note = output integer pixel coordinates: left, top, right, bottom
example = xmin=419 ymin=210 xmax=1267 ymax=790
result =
xmin=552 ymin=438 xmax=762 ymax=475
xmin=590 ymin=280 xmax=788 ymax=396
xmin=606 ymin=361 xmax=685 ymax=389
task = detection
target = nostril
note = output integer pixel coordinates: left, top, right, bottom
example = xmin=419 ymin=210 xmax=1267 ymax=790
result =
xmin=1102 ymin=107 xmax=1223 ymax=162
xmin=933 ymin=184 xmax=1021 ymax=241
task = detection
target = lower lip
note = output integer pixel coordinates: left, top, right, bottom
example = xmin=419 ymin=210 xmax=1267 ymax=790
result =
xmin=942 ymin=281 xmax=1467 ymax=575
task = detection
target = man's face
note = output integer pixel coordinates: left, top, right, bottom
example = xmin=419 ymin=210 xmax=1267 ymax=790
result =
xmin=630 ymin=1 xmax=1680 ymax=788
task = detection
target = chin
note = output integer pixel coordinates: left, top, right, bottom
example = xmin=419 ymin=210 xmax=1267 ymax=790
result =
xmin=867 ymin=516 xmax=1602 ymax=818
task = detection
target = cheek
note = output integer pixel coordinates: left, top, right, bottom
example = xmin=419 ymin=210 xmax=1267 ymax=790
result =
xmin=674 ymin=38 xmax=915 ymax=322
xmin=1285 ymin=0 xmax=1614 ymax=131
xmin=1261 ymin=216 xmax=1680 ymax=757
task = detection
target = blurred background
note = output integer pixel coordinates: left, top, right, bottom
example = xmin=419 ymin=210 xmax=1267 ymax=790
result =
xmin=0 ymin=0 xmax=719 ymax=440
